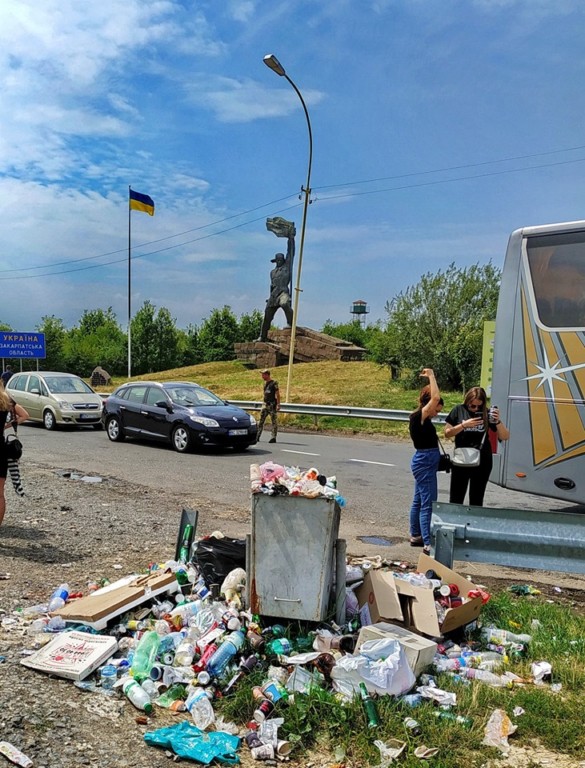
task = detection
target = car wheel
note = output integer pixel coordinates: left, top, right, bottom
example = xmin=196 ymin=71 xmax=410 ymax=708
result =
xmin=106 ymin=416 xmax=125 ymax=442
xmin=43 ymin=410 xmax=57 ymax=430
xmin=172 ymin=424 xmax=191 ymax=453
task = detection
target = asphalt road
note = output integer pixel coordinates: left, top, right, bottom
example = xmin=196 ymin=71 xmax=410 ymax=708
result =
xmin=19 ymin=421 xmax=574 ymax=531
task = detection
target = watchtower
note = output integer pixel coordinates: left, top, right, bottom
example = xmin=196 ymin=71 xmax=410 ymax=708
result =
xmin=350 ymin=299 xmax=369 ymax=327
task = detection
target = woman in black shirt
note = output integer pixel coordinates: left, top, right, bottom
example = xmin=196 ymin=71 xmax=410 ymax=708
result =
xmin=408 ymin=369 xmax=444 ymax=555
xmin=444 ymin=387 xmax=509 ymax=506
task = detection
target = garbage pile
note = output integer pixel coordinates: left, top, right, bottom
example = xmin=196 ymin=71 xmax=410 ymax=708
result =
xmin=250 ymin=461 xmax=346 ymax=505
xmin=4 ymin=539 xmax=550 ymax=765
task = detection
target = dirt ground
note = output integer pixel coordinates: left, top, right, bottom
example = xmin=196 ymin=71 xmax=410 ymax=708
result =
xmin=1 ymin=460 xmax=584 ymax=768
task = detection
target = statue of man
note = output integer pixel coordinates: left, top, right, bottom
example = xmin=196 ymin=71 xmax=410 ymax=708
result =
xmin=259 ymin=218 xmax=295 ymax=342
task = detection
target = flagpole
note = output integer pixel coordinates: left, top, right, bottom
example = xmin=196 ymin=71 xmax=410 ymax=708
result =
xmin=128 ymin=185 xmax=132 ymax=379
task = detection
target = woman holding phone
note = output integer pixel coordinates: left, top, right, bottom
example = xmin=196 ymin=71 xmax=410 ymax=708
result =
xmin=444 ymin=387 xmax=509 ymax=506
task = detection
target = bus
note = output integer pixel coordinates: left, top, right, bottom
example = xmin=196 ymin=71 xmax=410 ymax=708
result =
xmin=491 ymin=219 xmax=585 ymax=504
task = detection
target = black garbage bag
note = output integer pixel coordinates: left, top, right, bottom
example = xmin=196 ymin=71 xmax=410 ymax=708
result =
xmin=191 ymin=537 xmax=246 ymax=587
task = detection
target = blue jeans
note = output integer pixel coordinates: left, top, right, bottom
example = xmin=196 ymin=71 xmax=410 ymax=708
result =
xmin=409 ymin=448 xmax=440 ymax=546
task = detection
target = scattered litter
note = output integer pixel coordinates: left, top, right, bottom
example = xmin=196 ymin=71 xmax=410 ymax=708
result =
xmin=513 ymin=707 xmax=525 ymax=717
xmin=374 ymin=739 xmax=406 ymax=766
xmin=413 ymin=745 xmax=439 ymax=759
xmin=508 ymin=584 xmax=540 ymax=596
xmin=0 ymin=742 xmax=33 ymax=768
xmin=482 ymin=708 xmax=517 ymax=754
xmin=531 ymin=661 xmax=552 ymax=685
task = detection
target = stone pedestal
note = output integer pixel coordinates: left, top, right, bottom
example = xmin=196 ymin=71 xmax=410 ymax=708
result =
xmin=234 ymin=327 xmax=366 ymax=368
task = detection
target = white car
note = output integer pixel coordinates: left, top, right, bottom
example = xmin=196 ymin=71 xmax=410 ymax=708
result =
xmin=6 ymin=371 xmax=104 ymax=430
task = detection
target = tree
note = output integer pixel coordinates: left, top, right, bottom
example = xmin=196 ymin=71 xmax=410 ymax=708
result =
xmin=131 ymin=301 xmax=158 ymax=374
xmin=238 ymin=310 xmax=262 ymax=343
xmin=383 ymin=262 xmax=501 ymax=390
xmin=198 ymin=306 xmax=239 ymax=362
xmin=63 ymin=308 xmax=126 ymax=376
xmin=36 ymin=315 xmax=67 ymax=371
xmin=153 ymin=307 xmax=180 ymax=372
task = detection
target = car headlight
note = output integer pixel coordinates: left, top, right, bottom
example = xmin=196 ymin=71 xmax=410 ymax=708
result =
xmin=189 ymin=415 xmax=220 ymax=428
xmin=249 ymin=415 xmax=257 ymax=426
xmin=57 ymin=400 xmax=75 ymax=410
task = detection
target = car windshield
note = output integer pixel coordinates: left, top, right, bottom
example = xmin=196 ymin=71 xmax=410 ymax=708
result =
xmin=44 ymin=376 xmax=94 ymax=395
xmin=166 ymin=385 xmax=223 ymax=407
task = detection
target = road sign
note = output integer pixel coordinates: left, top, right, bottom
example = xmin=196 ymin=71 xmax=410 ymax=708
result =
xmin=0 ymin=331 xmax=46 ymax=359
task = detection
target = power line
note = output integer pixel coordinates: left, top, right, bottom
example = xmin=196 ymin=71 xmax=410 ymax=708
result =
xmin=2 ymin=145 xmax=584 ymax=281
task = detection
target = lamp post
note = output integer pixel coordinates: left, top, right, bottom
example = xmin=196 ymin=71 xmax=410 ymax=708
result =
xmin=263 ymin=53 xmax=313 ymax=404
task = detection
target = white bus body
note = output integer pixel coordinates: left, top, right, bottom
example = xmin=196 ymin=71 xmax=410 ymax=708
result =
xmin=491 ymin=219 xmax=585 ymax=504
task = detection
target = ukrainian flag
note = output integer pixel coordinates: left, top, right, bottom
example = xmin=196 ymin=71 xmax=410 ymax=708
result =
xmin=129 ymin=189 xmax=155 ymax=216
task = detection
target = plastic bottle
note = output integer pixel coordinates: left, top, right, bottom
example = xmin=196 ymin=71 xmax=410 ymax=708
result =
xmin=179 ymin=524 xmax=193 ymax=563
xmin=48 ymin=583 xmax=70 ymax=612
xmin=130 ymin=630 xmax=160 ymax=682
xmin=206 ymin=630 xmax=245 ymax=678
xmin=434 ymin=710 xmax=473 ymax=728
xmin=359 ymin=682 xmax=379 ymax=728
xmin=122 ymin=678 xmax=153 ymax=713
xmin=464 ymin=668 xmax=511 ymax=687
xmin=185 ymin=686 xmax=215 ymax=730
xmin=100 ymin=664 xmax=118 ymax=690
xmin=169 ymin=600 xmax=201 ymax=625
xmin=481 ymin=627 xmax=531 ymax=645
xmin=266 ymin=637 xmax=293 ymax=657
xmin=174 ymin=637 xmax=196 ymax=667
xmin=404 ymin=716 xmax=422 ymax=736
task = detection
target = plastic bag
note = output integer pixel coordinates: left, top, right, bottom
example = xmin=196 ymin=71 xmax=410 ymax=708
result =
xmin=191 ymin=537 xmax=246 ymax=588
xmin=481 ymin=708 xmax=517 ymax=754
xmin=331 ymin=638 xmax=415 ymax=698
xmin=144 ymin=721 xmax=241 ymax=765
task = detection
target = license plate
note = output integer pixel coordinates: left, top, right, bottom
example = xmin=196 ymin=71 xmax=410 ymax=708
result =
xmin=228 ymin=429 xmax=248 ymax=436
xmin=78 ymin=413 xmax=97 ymax=420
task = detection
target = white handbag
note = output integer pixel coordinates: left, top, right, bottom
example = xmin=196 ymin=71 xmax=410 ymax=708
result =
xmin=451 ymin=432 xmax=486 ymax=467
xmin=452 ymin=446 xmax=481 ymax=467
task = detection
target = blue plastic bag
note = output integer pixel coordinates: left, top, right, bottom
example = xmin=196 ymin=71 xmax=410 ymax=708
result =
xmin=144 ymin=721 xmax=240 ymax=764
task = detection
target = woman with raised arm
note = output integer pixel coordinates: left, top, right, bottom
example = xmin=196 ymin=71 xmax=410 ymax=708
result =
xmin=408 ymin=368 xmax=444 ymax=555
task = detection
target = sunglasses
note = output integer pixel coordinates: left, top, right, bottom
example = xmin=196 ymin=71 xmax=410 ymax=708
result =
xmin=467 ymin=403 xmax=484 ymax=410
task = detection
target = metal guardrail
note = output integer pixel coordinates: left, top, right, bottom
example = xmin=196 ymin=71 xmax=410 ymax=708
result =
xmin=431 ymin=501 xmax=585 ymax=574
xmin=98 ymin=393 xmax=448 ymax=424
xmin=228 ymin=400 xmax=448 ymax=423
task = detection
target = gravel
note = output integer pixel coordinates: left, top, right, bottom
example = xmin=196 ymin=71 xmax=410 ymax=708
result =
xmin=0 ymin=461 xmax=269 ymax=768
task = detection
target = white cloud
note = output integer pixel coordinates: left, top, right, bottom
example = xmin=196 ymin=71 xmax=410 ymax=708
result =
xmin=184 ymin=75 xmax=325 ymax=123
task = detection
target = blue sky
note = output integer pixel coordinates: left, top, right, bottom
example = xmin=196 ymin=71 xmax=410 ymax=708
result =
xmin=1 ymin=0 xmax=584 ymax=334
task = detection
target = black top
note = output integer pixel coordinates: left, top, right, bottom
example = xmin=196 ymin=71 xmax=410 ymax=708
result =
xmin=263 ymin=379 xmax=279 ymax=405
xmin=445 ymin=404 xmax=496 ymax=451
xmin=409 ymin=410 xmax=438 ymax=449
xmin=0 ymin=410 xmax=8 ymax=456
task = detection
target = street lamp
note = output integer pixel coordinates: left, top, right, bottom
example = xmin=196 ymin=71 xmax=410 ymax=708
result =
xmin=263 ymin=53 xmax=313 ymax=403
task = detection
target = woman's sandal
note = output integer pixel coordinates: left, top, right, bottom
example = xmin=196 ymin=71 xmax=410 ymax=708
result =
xmin=422 ymin=545 xmax=431 ymax=556
xmin=409 ymin=535 xmax=424 ymax=547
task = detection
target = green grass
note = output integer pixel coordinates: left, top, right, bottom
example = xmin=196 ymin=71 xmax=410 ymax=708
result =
xmin=215 ymin=592 xmax=585 ymax=766
xmin=99 ymin=360 xmax=462 ymax=439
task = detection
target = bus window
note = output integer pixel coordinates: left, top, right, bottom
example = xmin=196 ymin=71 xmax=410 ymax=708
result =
xmin=526 ymin=231 xmax=585 ymax=328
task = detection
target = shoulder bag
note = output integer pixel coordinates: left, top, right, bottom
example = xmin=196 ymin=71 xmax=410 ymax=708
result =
xmin=437 ymin=437 xmax=452 ymax=473
xmin=452 ymin=431 xmax=486 ymax=468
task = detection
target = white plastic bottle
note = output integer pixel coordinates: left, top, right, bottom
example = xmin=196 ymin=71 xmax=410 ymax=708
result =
xmin=185 ymin=686 xmax=215 ymax=730
xmin=174 ymin=630 xmax=199 ymax=667
xmin=122 ymin=678 xmax=153 ymax=713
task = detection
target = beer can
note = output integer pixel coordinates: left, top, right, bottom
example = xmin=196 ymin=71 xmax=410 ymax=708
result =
xmin=251 ymin=685 xmax=265 ymax=701
xmin=449 ymin=583 xmax=460 ymax=597
xmin=253 ymin=698 xmax=274 ymax=723
xmin=247 ymin=631 xmax=265 ymax=651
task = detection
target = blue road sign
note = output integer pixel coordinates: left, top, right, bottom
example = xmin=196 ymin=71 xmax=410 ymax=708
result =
xmin=0 ymin=332 xmax=46 ymax=359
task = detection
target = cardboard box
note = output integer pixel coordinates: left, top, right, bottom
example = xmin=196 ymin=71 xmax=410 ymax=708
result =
xmin=355 ymin=622 xmax=437 ymax=676
xmin=355 ymin=554 xmax=483 ymax=638
xmin=54 ymin=571 xmax=178 ymax=630
xmin=21 ymin=631 xmax=118 ymax=681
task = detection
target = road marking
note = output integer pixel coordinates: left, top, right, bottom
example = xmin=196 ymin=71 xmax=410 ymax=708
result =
xmin=282 ymin=449 xmax=321 ymax=457
xmin=349 ymin=459 xmax=395 ymax=467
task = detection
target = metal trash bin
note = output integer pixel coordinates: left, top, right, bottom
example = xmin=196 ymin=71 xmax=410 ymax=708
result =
xmin=247 ymin=494 xmax=344 ymax=622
